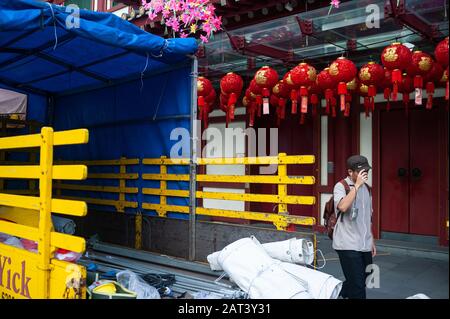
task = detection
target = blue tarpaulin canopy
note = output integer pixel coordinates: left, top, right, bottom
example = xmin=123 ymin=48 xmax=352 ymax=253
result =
xmin=0 ymin=0 xmax=197 ymax=95
xmin=0 ymin=0 xmax=198 ymax=217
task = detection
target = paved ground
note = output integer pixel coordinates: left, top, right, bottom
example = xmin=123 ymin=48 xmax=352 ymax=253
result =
xmin=316 ymin=236 xmax=449 ymax=299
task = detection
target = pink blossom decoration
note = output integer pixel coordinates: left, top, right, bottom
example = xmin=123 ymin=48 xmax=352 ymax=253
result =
xmin=141 ymin=0 xmax=222 ymax=43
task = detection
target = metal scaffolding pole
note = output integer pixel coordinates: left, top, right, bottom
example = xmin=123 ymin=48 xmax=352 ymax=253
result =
xmin=189 ymin=56 xmax=199 ymax=261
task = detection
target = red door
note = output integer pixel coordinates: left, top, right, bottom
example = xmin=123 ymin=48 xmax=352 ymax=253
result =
xmin=380 ymin=108 xmax=440 ymax=236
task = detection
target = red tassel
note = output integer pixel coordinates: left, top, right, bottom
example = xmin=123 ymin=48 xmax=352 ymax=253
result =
xmin=384 ymin=87 xmax=391 ymax=111
xmin=249 ymin=102 xmax=256 ymax=127
xmin=331 ymin=97 xmax=337 ymax=118
xmin=279 ymin=98 xmax=286 ymax=119
xmin=256 ymin=95 xmax=263 ymax=117
xmin=262 ymin=87 xmax=270 ymax=97
xmin=414 ymin=75 xmax=423 ymax=88
xmin=368 ymin=85 xmax=377 ymax=97
xmin=392 ymin=69 xmax=402 ymax=101
xmin=325 ymin=89 xmax=333 ymax=115
xmin=290 ymin=89 xmax=298 ymax=114
xmin=338 ymin=82 xmax=347 ymax=111
xmin=446 ymin=80 xmax=449 ymax=101
xmin=300 ymin=113 xmax=305 ymax=124
xmin=311 ymin=94 xmax=319 ymax=117
xmin=426 ymin=82 xmax=434 ymax=110
xmin=403 ymin=93 xmax=409 ymax=116
xmin=300 ymin=87 xmax=308 ymax=113
xmin=364 ymin=97 xmax=370 ymax=117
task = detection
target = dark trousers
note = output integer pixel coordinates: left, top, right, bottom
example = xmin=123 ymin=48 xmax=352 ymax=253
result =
xmin=336 ymin=250 xmax=373 ymax=299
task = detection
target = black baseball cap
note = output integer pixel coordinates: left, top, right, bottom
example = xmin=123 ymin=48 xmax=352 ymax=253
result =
xmin=347 ymin=155 xmax=372 ymax=171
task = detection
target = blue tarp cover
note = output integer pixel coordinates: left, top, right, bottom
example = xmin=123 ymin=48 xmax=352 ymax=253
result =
xmin=0 ymin=0 xmax=197 ymax=95
xmin=0 ymin=0 xmax=197 ymax=217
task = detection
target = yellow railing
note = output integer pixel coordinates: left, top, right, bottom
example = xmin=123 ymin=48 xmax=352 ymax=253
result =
xmin=0 ymin=127 xmax=88 ymax=299
xmin=54 ymin=157 xmax=139 ymax=213
xmin=142 ymin=153 xmax=316 ymax=230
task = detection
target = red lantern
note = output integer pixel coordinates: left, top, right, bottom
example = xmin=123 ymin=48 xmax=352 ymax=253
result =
xmin=358 ymin=62 xmax=384 ymax=114
xmin=381 ymin=43 xmax=413 ymax=101
xmin=220 ymin=72 xmax=243 ymax=127
xmin=197 ymin=77 xmax=214 ymax=129
xmin=406 ymin=51 xmax=434 ymax=106
xmin=254 ymin=66 xmax=279 ymax=115
xmin=317 ymin=68 xmax=337 ymax=116
xmin=272 ymin=80 xmax=290 ymax=124
xmin=435 ymin=37 xmax=449 ymax=68
xmin=328 ymin=57 xmax=357 ymax=112
xmin=290 ymin=63 xmax=317 ymax=119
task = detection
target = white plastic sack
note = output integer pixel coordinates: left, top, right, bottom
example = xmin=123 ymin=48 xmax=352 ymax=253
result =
xmin=280 ymin=262 xmax=342 ymax=299
xmin=262 ymin=238 xmax=314 ymax=265
xmin=215 ymin=237 xmax=312 ymax=299
xmin=116 ymin=270 xmax=160 ymax=299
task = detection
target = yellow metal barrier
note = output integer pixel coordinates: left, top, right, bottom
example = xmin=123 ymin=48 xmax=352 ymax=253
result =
xmin=0 ymin=127 xmax=88 ymax=299
xmin=142 ymin=153 xmax=316 ymax=230
xmin=53 ymin=157 xmax=139 ymax=213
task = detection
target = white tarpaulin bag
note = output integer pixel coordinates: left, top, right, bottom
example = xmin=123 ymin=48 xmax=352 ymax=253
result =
xmin=214 ymin=237 xmax=312 ymax=299
xmin=262 ymin=238 xmax=314 ymax=265
xmin=280 ymin=262 xmax=342 ymax=299
xmin=207 ymin=236 xmax=342 ymax=299
xmin=208 ymin=238 xmax=314 ymax=268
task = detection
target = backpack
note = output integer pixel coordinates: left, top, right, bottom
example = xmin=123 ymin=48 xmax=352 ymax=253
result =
xmin=323 ymin=180 xmax=372 ymax=240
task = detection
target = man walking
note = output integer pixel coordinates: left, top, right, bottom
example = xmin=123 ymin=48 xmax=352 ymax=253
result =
xmin=333 ymin=155 xmax=376 ymax=299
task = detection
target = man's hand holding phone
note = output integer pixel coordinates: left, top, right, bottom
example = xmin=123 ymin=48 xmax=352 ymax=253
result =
xmin=355 ymin=169 xmax=368 ymax=190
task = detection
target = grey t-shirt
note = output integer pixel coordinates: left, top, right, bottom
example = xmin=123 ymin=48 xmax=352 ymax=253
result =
xmin=332 ymin=177 xmax=373 ymax=252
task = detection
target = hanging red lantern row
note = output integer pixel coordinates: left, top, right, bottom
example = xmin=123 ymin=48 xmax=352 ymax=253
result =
xmin=328 ymin=57 xmax=357 ymax=115
xmin=317 ymin=68 xmax=337 ymax=116
xmin=220 ymin=72 xmax=243 ymax=127
xmin=272 ymin=80 xmax=290 ymax=125
xmin=381 ymin=42 xmax=412 ymax=102
xmin=398 ymin=74 xmax=414 ymax=115
xmin=254 ymin=66 xmax=279 ymax=115
xmin=358 ymin=62 xmax=384 ymax=115
xmin=289 ymin=63 xmax=317 ymax=123
xmin=435 ymin=37 xmax=449 ymax=100
xmin=406 ymin=51 xmax=434 ymax=106
xmin=197 ymin=76 xmax=214 ymax=129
